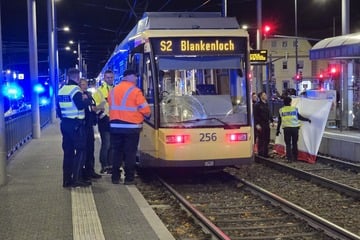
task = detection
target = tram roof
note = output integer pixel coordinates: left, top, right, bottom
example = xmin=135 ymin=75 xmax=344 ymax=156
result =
xmin=309 ymin=32 xmax=360 ymax=60
xmin=138 ymin=12 xmax=240 ymax=30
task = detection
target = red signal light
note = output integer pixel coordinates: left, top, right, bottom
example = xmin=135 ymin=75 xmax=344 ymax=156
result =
xmin=264 ymin=25 xmax=271 ymax=33
xmin=226 ymin=133 xmax=248 ymax=142
xmin=319 ymin=73 xmax=323 ymax=79
xmin=330 ymin=67 xmax=337 ymax=74
xmin=166 ymin=135 xmax=189 ymax=144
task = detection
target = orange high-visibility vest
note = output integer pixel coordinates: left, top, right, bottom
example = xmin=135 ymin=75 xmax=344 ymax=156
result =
xmin=108 ymin=81 xmax=150 ymax=126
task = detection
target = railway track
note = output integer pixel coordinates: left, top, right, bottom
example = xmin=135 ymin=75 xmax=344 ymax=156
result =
xmin=137 ymin=170 xmax=360 ymax=239
xmin=230 ymin=155 xmax=360 ymax=237
xmin=255 ymin=154 xmax=360 ymax=199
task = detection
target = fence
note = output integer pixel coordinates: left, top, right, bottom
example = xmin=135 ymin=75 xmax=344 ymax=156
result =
xmin=4 ymin=105 xmax=51 ymax=159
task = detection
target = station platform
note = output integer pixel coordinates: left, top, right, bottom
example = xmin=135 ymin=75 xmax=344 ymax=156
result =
xmin=0 ymin=121 xmax=175 ymax=240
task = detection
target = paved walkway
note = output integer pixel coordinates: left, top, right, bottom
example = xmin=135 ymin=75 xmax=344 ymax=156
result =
xmin=0 ymin=120 xmax=175 ymax=240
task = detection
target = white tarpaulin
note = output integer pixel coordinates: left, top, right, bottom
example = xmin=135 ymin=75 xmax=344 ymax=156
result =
xmin=274 ymin=97 xmax=333 ymax=163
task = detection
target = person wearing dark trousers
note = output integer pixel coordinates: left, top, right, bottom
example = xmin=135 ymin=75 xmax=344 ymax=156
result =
xmin=57 ymin=68 xmax=91 ymax=188
xmin=276 ymin=96 xmax=311 ymax=162
xmin=252 ymin=92 xmax=258 ymax=147
xmin=79 ymin=79 xmax=102 ymax=180
xmin=108 ymin=69 xmax=151 ymax=185
xmin=253 ymin=91 xmax=274 ymax=157
xmin=93 ymin=70 xmax=114 ymax=174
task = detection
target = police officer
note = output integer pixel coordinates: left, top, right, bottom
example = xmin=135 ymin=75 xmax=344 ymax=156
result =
xmin=276 ymin=96 xmax=311 ymax=162
xmin=92 ymin=69 xmax=114 ymax=174
xmin=79 ymin=78 xmax=102 ymax=180
xmin=108 ymin=69 xmax=151 ymax=185
xmin=57 ymin=68 xmax=91 ymax=188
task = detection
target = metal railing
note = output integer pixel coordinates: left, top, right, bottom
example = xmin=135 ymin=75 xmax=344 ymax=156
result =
xmin=4 ymin=105 xmax=51 ymax=159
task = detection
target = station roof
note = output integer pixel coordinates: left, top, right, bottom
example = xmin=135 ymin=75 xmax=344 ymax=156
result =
xmin=309 ymin=32 xmax=360 ymax=60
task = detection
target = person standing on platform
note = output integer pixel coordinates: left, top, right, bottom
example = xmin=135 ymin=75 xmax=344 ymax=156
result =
xmin=276 ymin=96 xmax=311 ymax=162
xmin=92 ymin=70 xmax=114 ymax=174
xmin=108 ymin=69 xmax=151 ymax=185
xmin=57 ymin=68 xmax=90 ymax=188
xmin=79 ymin=79 xmax=102 ymax=180
xmin=253 ymin=91 xmax=274 ymax=157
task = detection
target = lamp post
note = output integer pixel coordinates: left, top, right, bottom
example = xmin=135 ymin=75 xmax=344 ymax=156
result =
xmin=294 ymin=0 xmax=299 ymax=95
xmin=47 ymin=0 xmax=57 ymax=123
xmin=68 ymin=40 xmax=84 ymax=77
xmin=0 ymin=1 xmax=7 ymax=186
xmin=256 ymin=0 xmax=263 ymax=93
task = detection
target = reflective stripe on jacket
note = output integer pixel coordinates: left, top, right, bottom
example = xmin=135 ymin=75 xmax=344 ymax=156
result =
xmin=58 ymin=85 xmax=85 ymax=119
xmin=279 ymin=106 xmax=300 ymax=128
xmin=108 ymin=81 xmax=151 ymax=128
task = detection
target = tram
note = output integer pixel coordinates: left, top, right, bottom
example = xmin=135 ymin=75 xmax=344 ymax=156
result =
xmin=99 ymin=12 xmax=254 ymax=167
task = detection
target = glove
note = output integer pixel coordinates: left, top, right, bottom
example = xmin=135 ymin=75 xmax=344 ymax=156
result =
xmin=276 ymin=130 xmax=280 ymax=136
xmin=308 ymin=119 xmax=311 ymax=123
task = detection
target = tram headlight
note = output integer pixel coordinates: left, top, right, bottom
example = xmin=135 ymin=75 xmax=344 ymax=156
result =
xmin=226 ymin=133 xmax=247 ymax=142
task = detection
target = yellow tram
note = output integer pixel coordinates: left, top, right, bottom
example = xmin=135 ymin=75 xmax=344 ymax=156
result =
xmin=99 ymin=12 xmax=254 ymax=168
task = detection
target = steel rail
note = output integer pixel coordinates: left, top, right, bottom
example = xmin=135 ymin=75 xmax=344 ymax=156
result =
xmin=239 ymin=178 xmax=360 ymax=240
xmin=157 ymin=177 xmax=232 ymax=240
xmin=256 ymin=156 xmax=360 ymax=199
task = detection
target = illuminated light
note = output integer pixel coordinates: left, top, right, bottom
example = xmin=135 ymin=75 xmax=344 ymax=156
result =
xmin=39 ymin=97 xmax=50 ymax=105
xmin=48 ymin=86 xmax=54 ymax=97
xmin=88 ymin=87 xmax=96 ymax=93
xmin=13 ymin=72 xmax=17 ymax=79
xmin=319 ymin=73 xmax=323 ymax=79
xmin=33 ymin=83 xmax=45 ymax=94
xmin=2 ymin=83 xmax=24 ymax=100
xmin=330 ymin=67 xmax=337 ymax=74
xmin=227 ymin=133 xmax=247 ymax=142
xmin=6 ymin=69 xmax=11 ymax=74
xmin=166 ymin=135 xmax=189 ymax=144
xmin=18 ymin=74 xmax=25 ymax=80
xmin=264 ymin=25 xmax=271 ymax=33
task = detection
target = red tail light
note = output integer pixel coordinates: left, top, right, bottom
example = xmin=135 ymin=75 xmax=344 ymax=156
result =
xmin=166 ymin=135 xmax=189 ymax=144
xmin=227 ymin=133 xmax=247 ymax=142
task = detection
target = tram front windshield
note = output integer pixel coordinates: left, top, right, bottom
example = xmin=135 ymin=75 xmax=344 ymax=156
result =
xmin=154 ymin=56 xmax=248 ymax=128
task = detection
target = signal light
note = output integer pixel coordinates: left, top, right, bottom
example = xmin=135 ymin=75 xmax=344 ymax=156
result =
xmin=330 ymin=67 xmax=337 ymax=74
xmin=295 ymin=71 xmax=303 ymax=81
xmin=166 ymin=135 xmax=189 ymax=144
xmin=226 ymin=133 xmax=247 ymax=142
xmin=264 ymin=25 xmax=271 ymax=34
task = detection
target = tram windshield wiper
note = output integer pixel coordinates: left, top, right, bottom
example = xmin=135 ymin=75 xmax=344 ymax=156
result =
xmin=180 ymin=117 xmax=236 ymax=129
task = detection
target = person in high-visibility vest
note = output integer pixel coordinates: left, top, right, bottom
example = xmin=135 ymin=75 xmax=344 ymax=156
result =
xmin=92 ymin=69 xmax=114 ymax=174
xmin=57 ymin=68 xmax=92 ymax=188
xmin=108 ymin=69 xmax=151 ymax=185
xmin=276 ymin=96 xmax=311 ymax=162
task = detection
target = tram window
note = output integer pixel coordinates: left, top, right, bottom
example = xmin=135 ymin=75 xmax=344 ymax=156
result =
xmin=157 ymin=67 xmax=249 ymax=127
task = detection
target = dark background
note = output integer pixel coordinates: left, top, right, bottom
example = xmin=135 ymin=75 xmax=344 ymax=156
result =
xmin=2 ymin=0 xmax=360 ymax=80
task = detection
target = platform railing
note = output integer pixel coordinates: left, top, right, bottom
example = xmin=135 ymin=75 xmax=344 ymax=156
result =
xmin=4 ymin=105 xmax=51 ymax=160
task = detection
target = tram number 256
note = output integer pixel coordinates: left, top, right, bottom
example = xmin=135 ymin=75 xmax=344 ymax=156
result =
xmin=200 ymin=133 xmax=217 ymax=142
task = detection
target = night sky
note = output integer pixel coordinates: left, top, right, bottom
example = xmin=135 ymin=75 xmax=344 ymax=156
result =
xmin=2 ymin=0 xmax=360 ymax=79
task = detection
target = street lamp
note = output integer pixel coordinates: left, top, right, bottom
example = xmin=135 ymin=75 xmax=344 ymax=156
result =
xmin=67 ymin=40 xmax=84 ymax=76
xmin=295 ymin=0 xmax=299 ymax=94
